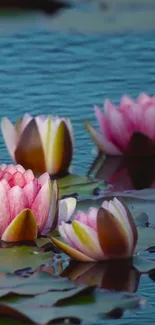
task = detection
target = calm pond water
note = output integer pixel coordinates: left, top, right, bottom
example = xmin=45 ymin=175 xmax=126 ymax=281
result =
xmin=0 ymin=29 xmax=155 ymax=324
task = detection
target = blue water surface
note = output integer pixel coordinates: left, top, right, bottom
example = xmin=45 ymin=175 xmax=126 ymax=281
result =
xmin=0 ymin=28 xmax=155 ymax=324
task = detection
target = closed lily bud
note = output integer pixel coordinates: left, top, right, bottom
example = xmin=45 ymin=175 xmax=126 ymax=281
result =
xmin=52 ymin=197 xmax=138 ymax=262
xmin=1 ymin=114 xmax=73 ymax=176
xmin=0 ymin=164 xmax=76 ymax=242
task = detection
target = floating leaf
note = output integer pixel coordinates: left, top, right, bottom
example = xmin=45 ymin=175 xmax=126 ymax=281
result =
xmin=58 ymin=174 xmax=106 ymax=198
xmin=0 ymin=246 xmax=52 ymax=272
xmin=11 ymin=285 xmax=94 ymax=306
xmin=0 ymin=271 xmax=76 ymax=297
xmin=133 ymin=256 xmax=155 ymax=273
xmin=0 ymin=289 xmax=144 ymax=324
xmin=134 ymin=212 xmax=149 ymax=227
xmin=136 ymin=227 xmax=155 ymax=253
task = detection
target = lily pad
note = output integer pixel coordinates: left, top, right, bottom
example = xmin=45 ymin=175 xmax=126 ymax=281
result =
xmin=134 ymin=212 xmax=149 ymax=227
xmin=136 ymin=227 xmax=155 ymax=253
xmin=58 ymin=174 xmax=106 ymax=198
xmin=0 ymin=289 xmax=144 ymax=324
xmin=133 ymin=255 xmax=155 ymax=273
xmin=0 ymin=271 xmax=76 ymax=297
xmin=0 ymin=246 xmax=52 ymax=272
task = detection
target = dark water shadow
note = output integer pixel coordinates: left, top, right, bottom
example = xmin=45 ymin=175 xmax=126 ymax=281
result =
xmin=88 ymin=154 xmax=155 ymax=191
xmin=0 ymin=0 xmax=70 ymax=15
xmin=61 ymin=259 xmax=140 ymax=293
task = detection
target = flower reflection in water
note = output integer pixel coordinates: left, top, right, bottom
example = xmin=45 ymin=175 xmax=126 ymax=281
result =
xmin=88 ymin=153 xmax=155 ymax=191
xmin=61 ymin=259 xmax=140 ymax=293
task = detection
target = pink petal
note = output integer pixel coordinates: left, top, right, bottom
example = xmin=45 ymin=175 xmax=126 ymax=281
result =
xmin=104 ymin=99 xmax=117 ymax=114
xmin=137 ymin=93 xmax=151 ymax=106
xmin=120 ymin=95 xmax=135 ymax=108
xmin=85 ymin=121 xmax=122 ymax=155
xmin=59 ymin=222 xmax=77 ymax=248
xmin=143 ymin=105 xmax=155 ymax=141
xmin=0 ymin=164 xmax=7 ymax=171
xmin=74 ymin=208 xmax=97 ymax=230
xmin=120 ymin=99 xmax=145 ymax=135
xmin=1 ymin=118 xmax=18 ymax=161
xmin=2 ymin=172 xmax=12 ymax=182
xmin=4 ymin=164 xmax=17 ymax=175
xmin=23 ymin=169 xmax=35 ymax=184
xmin=31 ymin=181 xmax=51 ymax=233
xmin=8 ymin=186 xmax=28 ymax=221
xmin=58 ymin=197 xmax=76 ymax=224
xmin=0 ymin=179 xmax=10 ymax=193
xmin=9 ymin=172 xmax=26 ymax=188
xmin=71 ymin=221 xmax=104 ymax=260
xmin=15 ymin=165 xmax=25 ymax=173
xmin=41 ymin=180 xmax=58 ymax=235
xmin=95 ymin=106 xmax=112 ymax=141
xmin=87 ymin=208 xmax=98 ymax=231
xmin=52 ymin=236 xmax=94 ymax=262
xmin=74 ymin=211 xmax=88 ymax=225
xmin=62 ymin=222 xmax=103 ymax=260
xmin=105 ymin=100 xmax=132 ymax=151
xmin=38 ymin=172 xmax=50 ymax=186
xmin=23 ymin=181 xmax=40 ymax=207
xmin=101 ymin=200 xmax=109 ymax=210
xmin=0 ymin=182 xmax=11 ymax=237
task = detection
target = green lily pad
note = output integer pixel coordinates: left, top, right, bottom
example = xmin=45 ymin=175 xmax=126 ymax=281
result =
xmin=0 ymin=246 xmax=52 ymax=272
xmin=133 ymin=255 xmax=155 ymax=273
xmin=58 ymin=174 xmax=106 ymax=198
xmin=134 ymin=212 xmax=149 ymax=227
xmin=0 ymin=289 xmax=144 ymax=324
xmin=136 ymin=227 xmax=155 ymax=253
xmin=0 ymin=271 xmax=76 ymax=297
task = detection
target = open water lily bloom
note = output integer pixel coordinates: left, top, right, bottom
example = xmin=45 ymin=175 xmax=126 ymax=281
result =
xmin=0 ymin=164 xmax=76 ymax=242
xmin=52 ymin=198 xmax=138 ymax=262
xmin=1 ymin=114 xmax=73 ymax=176
xmin=85 ymin=93 xmax=155 ymax=156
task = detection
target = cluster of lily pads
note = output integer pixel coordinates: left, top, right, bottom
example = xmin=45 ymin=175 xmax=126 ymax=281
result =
xmin=0 ymin=92 xmax=155 ymax=323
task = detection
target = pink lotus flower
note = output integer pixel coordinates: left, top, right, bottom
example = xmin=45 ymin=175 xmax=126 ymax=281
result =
xmin=85 ymin=93 xmax=155 ymax=156
xmin=1 ymin=114 xmax=73 ymax=176
xmin=0 ymin=164 xmax=76 ymax=242
xmin=52 ymin=197 xmax=138 ymax=262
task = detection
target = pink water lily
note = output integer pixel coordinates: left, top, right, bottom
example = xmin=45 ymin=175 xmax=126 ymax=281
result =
xmin=52 ymin=197 xmax=138 ymax=262
xmin=85 ymin=93 xmax=155 ymax=156
xmin=1 ymin=114 xmax=73 ymax=176
xmin=0 ymin=164 xmax=76 ymax=242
